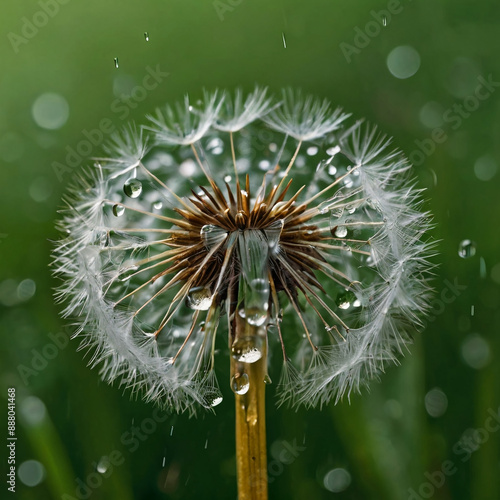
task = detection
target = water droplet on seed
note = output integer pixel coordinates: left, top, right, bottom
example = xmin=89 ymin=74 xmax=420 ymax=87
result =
xmin=263 ymin=374 xmax=272 ymax=385
xmin=231 ymin=373 xmax=250 ymax=395
xmin=123 ymin=178 xmax=142 ymax=198
xmin=113 ymin=204 xmax=125 ymax=217
xmin=458 ymin=239 xmax=476 ymax=258
xmin=336 ymin=291 xmax=356 ymax=310
xmin=334 ymin=226 xmax=348 ymax=238
xmin=153 ymin=201 xmax=163 ymax=210
xmin=186 ymin=286 xmax=213 ymax=310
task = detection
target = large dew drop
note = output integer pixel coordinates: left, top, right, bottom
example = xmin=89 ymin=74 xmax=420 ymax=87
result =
xmin=458 ymin=239 xmax=476 ymax=259
xmin=186 ymin=286 xmax=213 ymax=311
xmin=334 ymin=225 xmax=348 ymax=238
xmin=123 ymin=178 xmax=142 ymax=198
xmin=231 ymin=336 xmax=263 ymax=364
xmin=231 ymin=373 xmax=250 ymax=395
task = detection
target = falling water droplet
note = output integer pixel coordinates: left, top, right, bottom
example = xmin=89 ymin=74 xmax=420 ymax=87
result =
xmin=458 ymin=239 xmax=476 ymax=258
xmin=231 ymin=336 xmax=263 ymax=363
xmin=96 ymin=457 xmax=110 ymax=474
xmin=231 ymin=373 xmax=250 ymax=395
xmin=123 ymin=178 xmax=142 ymax=198
xmin=114 ymin=57 xmax=119 ymax=69
xmin=186 ymin=286 xmax=213 ymax=310
xmin=144 ymin=32 xmax=149 ymax=41
xmin=112 ymin=204 xmax=125 ymax=217
xmin=282 ymin=32 xmax=287 ymax=48
xmin=382 ymin=15 xmax=387 ymax=26
xmin=334 ymin=226 xmax=348 ymax=238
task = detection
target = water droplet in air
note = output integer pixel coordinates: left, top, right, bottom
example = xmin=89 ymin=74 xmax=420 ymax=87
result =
xmin=186 ymin=286 xmax=213 ymax=310
xmin=382 ymin=15 xmax=387 ymax=26
xmin=458 ymin=239 xmax=476 ymax=258
xmin=306 ymin=146 xmax=318 ymax=156
xmin=334 ymin=226 xmax=348 ymax=238
xmin=231 ymin=373 xmax=250 ymax=395
xmin=123 ymin=178 xmax=142 ymax=198
xmin=114 ymin=57 xmax=119 ymax=69
xmin=96 ymin=457 xmax=110 ymax=474
xmin=282 ymin=32 xmax=287 ymax=48
xmin=112 ymin=204 xmax=125 ymax=217
xmin=144 ymin=32 xmax=149 ymax=41
xmin=231 ymin=336 xmax=264 ymax=363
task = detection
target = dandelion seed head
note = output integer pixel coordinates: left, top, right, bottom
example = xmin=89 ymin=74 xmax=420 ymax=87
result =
xmin=53 ymin=88 xmax=434 ymax=414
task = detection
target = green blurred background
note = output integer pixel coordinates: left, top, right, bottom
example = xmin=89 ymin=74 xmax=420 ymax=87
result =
xmin=1 ymin=0 xmax=499 ymax=498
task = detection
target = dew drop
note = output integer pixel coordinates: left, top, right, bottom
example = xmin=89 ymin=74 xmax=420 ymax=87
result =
xmin=114 ymin=57 xmax=119 ymax=69
xmin=231 ymin=373 xmax=250 ymax=395
xmin=224 ymin=175 xmax=232 ymax=183
xmin=144 ymin=32 xmax=149 ymax=41
xmin=458 ymin=239 xmax=476 ymax=259
xmin=336 ymin=291 xmax=356 ymax=310
xmin=231 ymin=336 xmax=263 ymax=364
xmin=153 ymin=201 xmax=163 ymax=210
xmin=306 ymin=146 xmax=318 ymax=156
xmin=334 ymin=226 xmax=348 ymax=238
xmin=203 ymin=390 xmax=223 ymax=408
xmin=201 ymin=224 xmax=216 ymax=235
xmin=123 ymin=178 xmax=142 ymax=198
xmin=186 ymin=286 xmax=213 ymax=311
xmin=263 ymin=374 xmax=272 ymax=385
xmin=206 ymin=137 xmax=224 ymax=155
xmin=328 ymin=165 xmax=337 ymax=176
xmin=113 ymin=204 xmax=125 ymax=217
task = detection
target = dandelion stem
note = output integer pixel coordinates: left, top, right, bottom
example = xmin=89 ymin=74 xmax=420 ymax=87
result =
xmin=232 ymin=315 xmax=268 ymax=500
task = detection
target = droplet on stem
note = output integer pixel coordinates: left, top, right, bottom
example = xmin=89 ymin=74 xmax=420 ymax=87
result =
xmin=231 ymin=373 xmax=250 ymax=395
xmin=231 ymin=335 xmax=263 ymax=364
